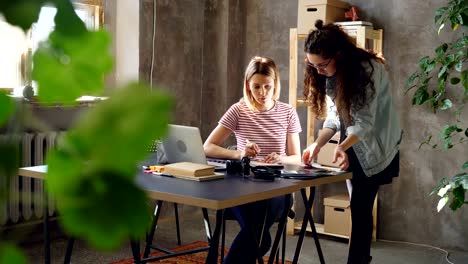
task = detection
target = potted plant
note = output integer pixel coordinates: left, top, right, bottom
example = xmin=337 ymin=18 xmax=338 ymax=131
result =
xmin=405 ymin=0 xmax=467 ymax=211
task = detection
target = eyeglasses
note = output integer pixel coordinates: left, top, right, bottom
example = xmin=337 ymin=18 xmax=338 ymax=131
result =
xmin=306 ymin=56 xmax=334 ymax=70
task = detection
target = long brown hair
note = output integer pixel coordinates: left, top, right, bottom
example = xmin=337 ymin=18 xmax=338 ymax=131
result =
xmin=303 ymin=20 xmax=383 ymax=125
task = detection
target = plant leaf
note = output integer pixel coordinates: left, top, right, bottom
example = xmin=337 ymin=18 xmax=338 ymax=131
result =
xmin=435 ymin=43 xmax=448 ymax=57
xmin=440 ymin=98 xmax=453 ymax=110
xmin=437 ymin=196 xmax=449 ymax=212
xmin=461 ymin=70 xmax=468 ymax=92
xmin=450 ymin=77 xmax=461 ymax=85
xmin=412 ymin=86 xmax=429 ymax=105
xmin=437 ymin=184 xmax=451 ymax=197
xmin=46 ymin=83 xmax=173 ymax=249
xmin=0 ymin=0 xmax=47 ymax=31
xmin=405 ymin=72 xmax=419 ymax=87
xmin=0 ymin=243 xmax=27 ymax=264
xmin=33 ymin=29 xmax=113 ymax=104
xmin=0 ymin=93 xmax=15 ymax=127
xmin=463 ymin=162 xmax=468 ymax=170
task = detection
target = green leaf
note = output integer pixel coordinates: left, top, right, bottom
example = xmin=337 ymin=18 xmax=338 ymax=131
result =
xmin=53 ymin=0 xmax=87 ymax=36
xmin=33 ymin=29 xmax=113 ymax=104
xmin=440 ymin=98 xmax=453 ymax=110
xmin=430 ymin=177 xmax=449 ymax=196
xmin=440 ymin=125 xmax=462 ymax=139
xmin=0 ymin=139 xmax=20 ymax=181
xmin=418 ymin=56 xmax=431 ymax=69
xmin=463 ymin=162 xmax=468 ymax=170
xmin=46 ymin=83 xmax=173 ymax=249
xmin=0 ymin=93 xmax=15 ymax=127
xmin=54 ymin=171 xmax=152 ymax=249
xmin=405 ymin=72 xmax=419 ymax=87
xmin=435 ymin=43 xmax=448 ymax=57
xmin=0 ymin=0 xmax=47 ymax=31
xmin=450 ymin=77 xmax=461 ymax=84
xmin=412 ymin=87 xmax=429 ymax=105
xmin=461 ymin=70 xmax=468 ymax=92
xmin=0 ymin=243 xmax=27 ymax=264
xmin=435 ymin=6 xmax=448 ymax=24
xmin=449 ymin=185 xmax=465 ymax=210
xmin=438 ymin=65 xmax=448 ymax=79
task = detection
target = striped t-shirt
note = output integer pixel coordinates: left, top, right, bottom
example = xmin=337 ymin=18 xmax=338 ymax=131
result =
xmin=219 ymin=101 xmax=302 ymax=158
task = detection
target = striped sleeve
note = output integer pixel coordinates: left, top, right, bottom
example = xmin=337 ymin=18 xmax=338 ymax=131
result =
xmin=219 ymin=103 xmax=241 ymax=132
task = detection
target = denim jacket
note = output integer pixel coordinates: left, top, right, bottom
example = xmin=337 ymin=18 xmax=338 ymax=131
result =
xmin=323 ymin=59 xmax=402 ymax=177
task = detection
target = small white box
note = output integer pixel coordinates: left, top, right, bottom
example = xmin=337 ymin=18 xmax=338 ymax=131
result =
xmin=297 ymin=0 xmax=350 ymax=35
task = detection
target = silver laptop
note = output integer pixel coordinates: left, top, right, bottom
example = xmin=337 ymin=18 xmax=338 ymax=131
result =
xmin=161 ymin=124 xmax=226 ymax=169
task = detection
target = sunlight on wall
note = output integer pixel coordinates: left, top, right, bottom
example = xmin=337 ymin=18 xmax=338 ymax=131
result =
xmin=0 ymin=18 xmax=27 ymax=94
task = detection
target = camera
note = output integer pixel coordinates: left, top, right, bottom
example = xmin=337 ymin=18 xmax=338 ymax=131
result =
xmin=226 ymin=157 xmax=251 ymax=176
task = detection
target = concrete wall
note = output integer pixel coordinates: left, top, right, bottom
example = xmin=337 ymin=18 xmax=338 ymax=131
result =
xmin=139 ymin=0 xmax=468 ymax=250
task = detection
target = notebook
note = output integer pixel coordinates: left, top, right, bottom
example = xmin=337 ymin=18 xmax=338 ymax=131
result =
xmin=161 ymin=124 xmax=226 ymax=170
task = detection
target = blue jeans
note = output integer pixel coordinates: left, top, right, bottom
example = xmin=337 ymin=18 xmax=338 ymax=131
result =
xmin=223 ymin=196 xmax=290 ymax=264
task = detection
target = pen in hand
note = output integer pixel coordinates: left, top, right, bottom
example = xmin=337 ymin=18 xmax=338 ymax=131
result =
xmin=244 ymin=139 xmax=261 ymax=158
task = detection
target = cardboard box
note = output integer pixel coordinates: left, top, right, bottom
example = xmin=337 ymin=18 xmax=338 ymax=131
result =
xmin=324 ymin=194 xmax=351 ymax=236
xmin=317 ymin=130 xmax=340 ymax=167
xmin=297 ymin=0 xmax=350 ymax=35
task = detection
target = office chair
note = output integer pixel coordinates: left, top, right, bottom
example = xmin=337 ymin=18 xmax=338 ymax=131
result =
xmin=220 ymin=203 xmax=295 ymax=264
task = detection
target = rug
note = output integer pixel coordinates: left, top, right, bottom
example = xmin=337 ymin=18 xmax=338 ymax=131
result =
xmin=110 ymin=241 xmax=292 ymax=264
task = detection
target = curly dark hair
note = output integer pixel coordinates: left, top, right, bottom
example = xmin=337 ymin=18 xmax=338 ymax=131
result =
xmin=303 ymin=20 xmax=383 ymax=126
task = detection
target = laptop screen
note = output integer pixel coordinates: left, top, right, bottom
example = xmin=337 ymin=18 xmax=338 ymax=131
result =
xmin=161 ymin=124 xmax=208 ymax=164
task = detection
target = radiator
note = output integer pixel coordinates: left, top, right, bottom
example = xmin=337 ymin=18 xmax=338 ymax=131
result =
xmin=1 ymin=131 xmax=62 ymax=225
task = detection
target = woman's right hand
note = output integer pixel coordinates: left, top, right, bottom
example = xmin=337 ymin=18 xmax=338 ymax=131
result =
xmin=302 ymin=142 xmax=321 ymax=165
xmin=242 ymin=140 xmax=261 ymax=158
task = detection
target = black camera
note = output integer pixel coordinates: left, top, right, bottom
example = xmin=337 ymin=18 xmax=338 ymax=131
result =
xmin=226 ymin=157 xmax=251 ymax=176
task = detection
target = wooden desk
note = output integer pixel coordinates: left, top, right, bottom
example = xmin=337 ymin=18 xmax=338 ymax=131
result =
xmin=17 ymin=166 xmax=299 ymax=264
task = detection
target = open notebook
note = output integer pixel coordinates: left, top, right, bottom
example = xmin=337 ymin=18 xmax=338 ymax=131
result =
xmin=161 ymin=124 xmax=226 ymax=170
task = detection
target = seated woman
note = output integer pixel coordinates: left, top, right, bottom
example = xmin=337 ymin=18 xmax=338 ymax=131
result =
xmin=203 ymin=56 xmax=301 ymax=263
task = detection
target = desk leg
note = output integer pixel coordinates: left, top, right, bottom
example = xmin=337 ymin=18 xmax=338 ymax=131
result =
xmin=267 ymin=194 xmax=292 ymax=264
xmin=64 ymin=238 xmax=75 ymax=264
xmin=292 ymin=187 xmax=325 ymax=264
xmin=205 ymin=210 xmax=223 ymax=264
xmin=143 ymin=200 xmax=163 ymax=259
xmin=202 ymin=208 xmax=213 ymax=243
xmin=43 ymin=186 xmax=50 ymax=264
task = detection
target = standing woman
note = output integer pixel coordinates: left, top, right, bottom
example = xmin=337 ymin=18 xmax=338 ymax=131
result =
xmin=301 ymin=20 xmax=402 ymax=264
xmin=204 ymin=56 xmax=301 ymax=263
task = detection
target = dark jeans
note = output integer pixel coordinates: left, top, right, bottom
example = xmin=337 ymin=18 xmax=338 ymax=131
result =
xmin=346 ymin=149 xmax=400 ymax=264
xmin=223 ymin=196 xmax=289 ymax=264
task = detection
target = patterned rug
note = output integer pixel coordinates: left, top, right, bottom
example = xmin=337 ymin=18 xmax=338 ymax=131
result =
xmin=110 ymin=241 xmax=292 ymax=264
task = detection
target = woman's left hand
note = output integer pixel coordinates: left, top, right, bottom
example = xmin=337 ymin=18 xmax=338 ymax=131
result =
xmin=332 ymin=145 xmax=349 ymax=170
xmin=264 ymin=152 xmax=281 ymax=163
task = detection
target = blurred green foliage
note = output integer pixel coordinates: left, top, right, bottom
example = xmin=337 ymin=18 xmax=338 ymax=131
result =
xmin=0 ymin=0 xmax=173 ymax=262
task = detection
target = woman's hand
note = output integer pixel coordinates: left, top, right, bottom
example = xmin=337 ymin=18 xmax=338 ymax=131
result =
xmin=302 ymin=142 xmax=321 ymax=165
xmin=264 ymin=152 xmax=281 ymax=163
xmin=242 ymin=139 xmax=261 ymax=158
xmin=332 ymin=145 xmax=349 ymax=170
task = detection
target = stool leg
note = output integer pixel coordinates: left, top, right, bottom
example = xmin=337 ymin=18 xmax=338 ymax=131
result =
xmin=282 ymin=227 xmax=286 ymax=264
xmin=221 ymin=214 xmax=226 ymax=262
xmin=174 ymin=203 xmax=181 ymax=245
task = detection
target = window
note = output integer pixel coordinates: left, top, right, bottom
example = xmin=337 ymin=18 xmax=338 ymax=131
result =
xmin=0 ymin=3 xmax=102 ymax=96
